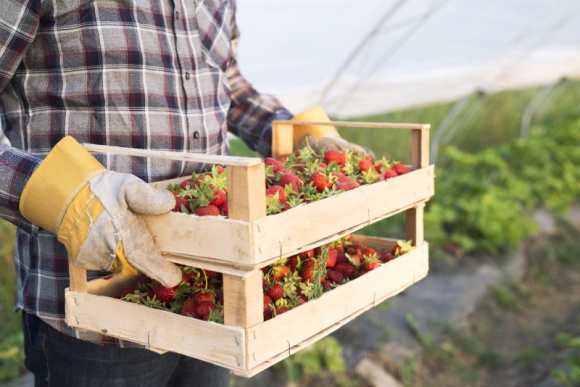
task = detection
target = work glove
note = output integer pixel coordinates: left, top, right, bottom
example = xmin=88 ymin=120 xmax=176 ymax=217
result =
xmin=292 ymin=107 xmax=375 ymax=159
xmin=19 ymin=136 xmax=181 ymax=287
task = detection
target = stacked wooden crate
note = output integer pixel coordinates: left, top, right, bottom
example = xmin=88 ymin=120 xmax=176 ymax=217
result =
xmin=65 ymin=120 xmax=434 ymax=377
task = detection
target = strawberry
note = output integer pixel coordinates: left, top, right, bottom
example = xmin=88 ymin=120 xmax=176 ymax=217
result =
xmin=266 ymin=185 xmax=287 ymax=203
xmin=324 ymin=149 xmax=346 ymax=168
xmin=321 ymin=280 xmax=332 ymax=292
xmin=392 ymin=164 xmax=410 ymax=175
xmin=309 ymin=171 xmax=332 ymax=193
xmin=174 ymin=197 xmax=191 ymax=213
xmin=277 ymin=173 xmax=302 ymax=192
xmin=180 ymin=178 xmax=193 ymax=190
xmin=363 ymin=260 xmax=380 ymax=271
xmin=209 ymin=189 xmax=226 ymax=207
xmin=152 ymin=283 xmax=177 ymax=303
xmin=392 ymin=240 xmax=414 ymax=257
xmin=299 ymin=249 xmax=315 ymax=259
xmin=274 ymin=306 xmax=290 ymax=316
xmin=383 ymin=169 xmax=398 ymax=180
xmin=263 ymin=294 xmax=274 ymax=312
xmin=326 ymin=248 xmax=338 ymax=268
xmin=181 ymin=298 xmax=197 ymax=318
xmin=358 ymin=156 xmax=374 ymax=172
xmin=266 ymin=283 xmax=284 ymax=301
xmin=119 ymin=287 xmax=136 ymax=300
xmin=287 ymin=255 xmax=300 ymax=271
xmin=381 ymin=253 xmax=396 ymax=263
xmin=196 ymin=301 xmax=216 ymax=319
xmin=193 ymin=205 xmax=221 ymax=217
xmin=193 ymin=290 xmax=215 ymax=303
xmin=270 ymin=265 xmax=291 ymax=282
xmin=264 ymin=157 xmax=283 ymax=173
xmin=335 ymin=262 xmax=357 ymax=279
xmin=218 ymin=200 xmax=228 ymax=216
xmin=326 ymin=270 xmax=344 ymax=284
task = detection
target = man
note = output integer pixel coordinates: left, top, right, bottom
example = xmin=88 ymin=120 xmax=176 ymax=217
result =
xmin=0 ymin=1 xmax=367 ymax=385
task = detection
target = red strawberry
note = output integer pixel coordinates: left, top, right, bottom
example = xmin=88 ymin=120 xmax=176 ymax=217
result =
xmin=119 ymin=287 xmax=136 ymax=300
xmin=392 ymin=240 xmax=414 ymax=257
xmin=392 ymin=164 xmax=410 ymax=175
xmin=287 ymin=255 xmax=300 ymax=271
xmin=209 ymin=189 xmax=227 ymax=207
xmin=263 ymin=295 xmax=274 ymax=312
xmin=309 ymin=171 xmax=332 ymax=193
xmin=181 ymin=298 xmax=197 ymax=318
xmin=265 ymin=157 xmax=283 ymax=173
xmin=381 ymin=253 xmax=396 ymax=263
xmin=358 ymin=156 xmax=374 ymax=172
xmin=300 ymin=260 xmax=319 ymax=283
xmin=266 ymin=185 xmax=287 ymax=203
xmin=218 ymin=200 xmax=228 ymax=216
xmin=277 ymin=173 xmax=302 ymax=192
xmin=152 ymin=284 xmax=177 ymax=303
xmin=336 ymin=181 xmax=360 ymax=191
xmin=193 ymin=205 xmax=221 ymax=217
xmin=180 ymin=179 xmax=193 ymax=190
xmin=196 ymin=301 xmax=216 ymax=319
xmin=270 ymin=265 xmax=291 ymax=282
xmin=326 ymin=248 xmax=338 ymax=268
xmin=326 ymin=270 xmax=344 ymax=284
xmin=364 ymin=260 xmax=380 ymax=271
xmin=266 ymin=283 xmax=284 ymax=301
xmin=299 ymin=249 xmax=315 ymax=259
xmin=274 ymin=306 xmax=290 ymax=316
xmin=321 ymin=280 xmax=332 ymax=292
xmin=174 ymin=197 xmax=191 ymax=213
xmin=335 ymin=262 xmax=357 ymax=279
xmin=383 ymin=169 xmax=398 ymax=180
xmin=193 ymin=290 xmax=215 ymax=303
xmin=324 ymin=149 xmax=346 ymax=167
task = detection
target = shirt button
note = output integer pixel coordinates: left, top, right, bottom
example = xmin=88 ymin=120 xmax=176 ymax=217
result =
xmin=185 ymin=72 xmax=190 ymax=80
xmin=175 ymin=11 xmax=180 ymax=19
xmin=193 ymin=131 xmax=200 ymax=139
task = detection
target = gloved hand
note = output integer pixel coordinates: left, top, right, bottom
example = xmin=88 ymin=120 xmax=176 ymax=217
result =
xmin=19 ymin=136 xmax=181 ymax=287
xmin=292 ymin=107 xmax=375 ymax=159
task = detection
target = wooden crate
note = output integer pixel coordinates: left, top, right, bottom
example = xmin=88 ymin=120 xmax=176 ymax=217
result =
xmin=65 ymin=236 xmax=429 ymax=377
xmin=65 ymin=119 xmax=434 ymax=376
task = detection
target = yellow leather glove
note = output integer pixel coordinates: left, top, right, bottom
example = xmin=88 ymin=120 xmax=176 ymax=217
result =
xmin=19 ymin=136 xmax=181 ymax=287
xmin=292 ymin=107 xmax=375 ymax=158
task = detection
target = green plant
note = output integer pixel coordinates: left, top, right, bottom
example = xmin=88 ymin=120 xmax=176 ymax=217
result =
xmin=275 ymin=336 xmax=346 ymax=384
xmin=552 ymin=333 xmax=580 ymax=387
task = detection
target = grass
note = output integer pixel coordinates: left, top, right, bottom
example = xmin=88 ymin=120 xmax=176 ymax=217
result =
xmin=0 ymin=219 xmax=24 ymax=383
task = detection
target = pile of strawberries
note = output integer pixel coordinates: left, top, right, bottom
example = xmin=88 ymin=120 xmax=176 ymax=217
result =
xmin=168 ymin=146 xmax=410 ymax=216
xmin=116 ymin=236 xmax=415 ymax=323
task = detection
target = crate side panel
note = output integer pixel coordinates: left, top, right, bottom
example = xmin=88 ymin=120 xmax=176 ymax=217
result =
xmin=65 ymin=292 xmax=247 ymax=370
xmin=252 ymin=167 xmax=434 ymax=263
xmin=142 ymin=213 xmax=254 ymax=265
xmin=246 ymin=243 xmax=429 ymax=368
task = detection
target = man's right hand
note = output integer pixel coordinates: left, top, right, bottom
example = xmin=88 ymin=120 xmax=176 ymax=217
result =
xmin=19 ymin=137 xmax=181 ymax=287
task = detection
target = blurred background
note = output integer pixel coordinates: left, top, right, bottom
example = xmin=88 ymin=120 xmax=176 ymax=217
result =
xmin=1 ymin=0 xmax=579 ymax=386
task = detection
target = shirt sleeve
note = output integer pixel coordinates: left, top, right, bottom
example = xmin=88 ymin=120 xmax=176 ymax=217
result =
xmin=0 ymin=0 xmax=43 ymax=231
xmin=225 ymin=0 xmax=294 ymax=158
xmin=0 ymin=144 xmax=41 ymax=232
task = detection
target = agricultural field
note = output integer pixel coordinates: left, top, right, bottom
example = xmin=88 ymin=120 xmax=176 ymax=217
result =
xmin=1 ymin=80 xmax=579 ymax=385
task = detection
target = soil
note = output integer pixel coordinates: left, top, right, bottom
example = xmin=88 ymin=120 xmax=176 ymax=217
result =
xmin=371 ymin=225 xmax=580 ymax=387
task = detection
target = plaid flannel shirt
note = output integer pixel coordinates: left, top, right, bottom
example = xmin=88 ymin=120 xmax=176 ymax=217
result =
xmin=0 ymin=0 xmax=292 ymax=346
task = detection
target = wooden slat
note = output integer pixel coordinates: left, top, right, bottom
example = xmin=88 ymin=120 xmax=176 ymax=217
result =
xmin=245 ymin=242 xmax=429 ymax=369
xmin=65 ymin=291 xmax=247 ymax=370
xmin=411 ymin=126 xmax=430 ymax=169
xmin=227 ymin=164 xmax=266 ymax=222
xmin=82 ymin=144 xmax=261 ymax=167
xmin=251 ymin=166 xmax=434 ymax=264
xmin=68 ymin=259 xmax=87 ymax=293
xmin=406 ymin=203 xmax=425 ymax=246
xmin=271 ymin=122 xmax=295 ymax=159
xmin=223 ymin=270 xmax=264 ymax=330
xmin=279 ymin=120 xmax=429 ymax=130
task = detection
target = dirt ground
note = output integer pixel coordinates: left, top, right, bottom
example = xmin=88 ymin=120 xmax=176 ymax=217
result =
xmin=371 ymin=223 xmax=580 ymax=387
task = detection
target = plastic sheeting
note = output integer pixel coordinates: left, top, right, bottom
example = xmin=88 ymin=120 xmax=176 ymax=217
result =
xmin=236 ymin=0 xmax=580 ymax=118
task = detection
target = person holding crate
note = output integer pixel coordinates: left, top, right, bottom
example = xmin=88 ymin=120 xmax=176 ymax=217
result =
xmin=0 ymin=1 xmax=369 ymax=385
